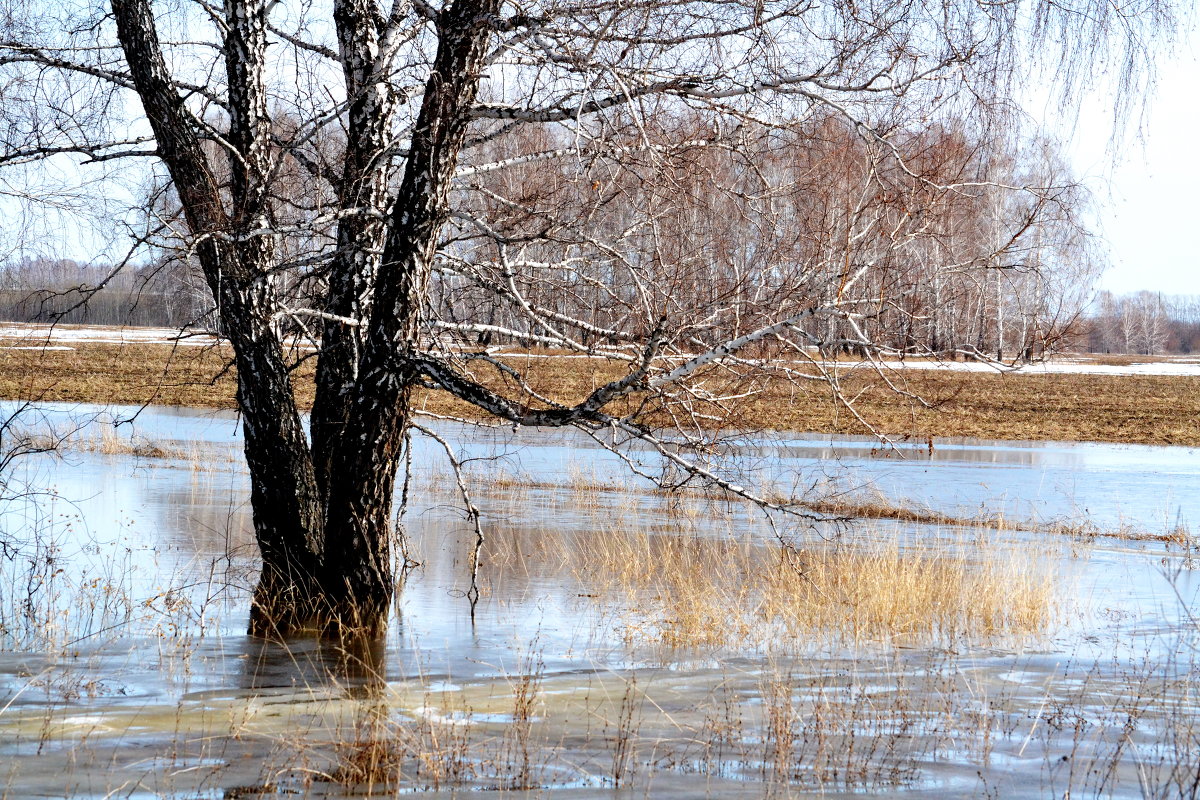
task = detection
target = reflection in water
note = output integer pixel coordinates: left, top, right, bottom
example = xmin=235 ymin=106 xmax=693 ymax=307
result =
xmin=1 ymin=404 xmax=1199 ymax=798
xmin=240 ymin=633 xmax=387 ymax=697
xmin=7 ymin=400 xmax=1196 ymax=531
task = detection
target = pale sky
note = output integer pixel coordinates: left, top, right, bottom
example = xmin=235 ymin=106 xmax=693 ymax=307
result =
xmin=1076 ymin=40 xmax=1200 ymax=296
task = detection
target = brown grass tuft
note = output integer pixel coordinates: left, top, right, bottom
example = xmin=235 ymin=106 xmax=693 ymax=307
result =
xmin=559 ymin=530 xmax=1056 ymax=648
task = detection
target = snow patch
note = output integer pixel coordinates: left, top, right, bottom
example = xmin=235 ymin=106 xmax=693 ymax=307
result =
xmin=0 ymin=323 xmax=218 ymax=346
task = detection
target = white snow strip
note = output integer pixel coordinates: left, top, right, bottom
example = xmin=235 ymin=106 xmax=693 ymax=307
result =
xmin=861 ymin=360 xmax=1200 ymax=377
xmin=0 ymin=323 xmax=219 ymax=346
xmin=489 ymin=350 xmax=1200 ymax=377
xmin=3 ymin=323 xmax=1198 ymax=377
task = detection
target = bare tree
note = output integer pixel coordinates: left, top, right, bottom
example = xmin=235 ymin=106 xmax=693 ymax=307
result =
xmin=0 ymin=0 xmax=1178 ymax=636
xmin=1114 ymin=291 xmax=1170 ymax=355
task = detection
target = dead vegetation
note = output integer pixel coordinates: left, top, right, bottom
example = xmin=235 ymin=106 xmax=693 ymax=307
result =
xmin=422 ymin=462 xmax=1195 ymax=549
xmin=2 ymin=340 xmax=1199 ymax=446
xmin=503 ymin=526 xmax=1058 ymax=649
xmin=69 ymin=427 xmax=191 ymax=460
xmin=187 ymin=640 xmax=1200 ymax=798
xmin=19 ymin=425 xmax=237 ymax=466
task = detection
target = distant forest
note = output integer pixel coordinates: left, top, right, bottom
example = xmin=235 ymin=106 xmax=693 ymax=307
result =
xmin=1 ymin=257 xmax=1194 ymax=357
xmin=0 ymin=257 xmax=214 ymax=330
xmin=1083 ymin=291 xmax=1200 ymax=355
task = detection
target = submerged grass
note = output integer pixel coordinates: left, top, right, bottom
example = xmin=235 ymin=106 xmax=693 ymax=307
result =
xmin=549 ymin=528 xmax=1056 ymax=649
xmin=18 ymin=425 xmax=239 ymax=467
xmin=429 ymin=460 xmax=1196 ymax=548
xmin=2 ymin=482 xmax=1198 ymax=798
xmin=10 ymin=640 xmax=1200 ymax=799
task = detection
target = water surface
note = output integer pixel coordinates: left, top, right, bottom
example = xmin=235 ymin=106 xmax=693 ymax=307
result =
xmin=0 ymin=403 xmax=1197 ymax=798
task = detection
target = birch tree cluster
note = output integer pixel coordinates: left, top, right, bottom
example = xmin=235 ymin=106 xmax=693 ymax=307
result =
xmin=428 ymin=114 xmax=1098 ymax=365
xmin=2 ymin=108 xmax=1100 ymax=366
xmin=1088 ymin=292 xmax=1200 ymax=356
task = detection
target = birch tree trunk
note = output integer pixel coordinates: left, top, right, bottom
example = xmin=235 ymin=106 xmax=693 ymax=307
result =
xmin=319 ymin=0 xmax=501 ymax=632
xmin=112 ymin=0 xmax=325 ymax=635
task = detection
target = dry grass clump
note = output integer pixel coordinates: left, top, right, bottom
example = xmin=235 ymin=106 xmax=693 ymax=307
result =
xmin=78 ymin=427 xmax=190 ymax=460
xmin=330 ymin=708 xmax=475 ymax=791
xmin=563 ymin=530 xmax=1055 ymax=648
xmin=801 ymin=494 xmax=1004 ymax=528
xmin=22 ymin=426 xmax=235 ymax=465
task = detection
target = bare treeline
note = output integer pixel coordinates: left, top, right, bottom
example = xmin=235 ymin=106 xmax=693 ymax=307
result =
xmin=433 ymin=114 xmax=1098 ymax=363
xmin=1086 ymin=291 xmax=1200 ymax=355
xmin=0 ymin=256 xmax=211 ymax=328
xmin=5 ymin=114 xmax=1096 ymax=360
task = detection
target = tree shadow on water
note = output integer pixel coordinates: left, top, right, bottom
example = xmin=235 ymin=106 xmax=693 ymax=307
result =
xmin=238 ymin=627 xmax=388 ymax=699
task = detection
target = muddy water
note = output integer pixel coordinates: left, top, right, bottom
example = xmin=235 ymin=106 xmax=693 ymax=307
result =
xmin=1 ymin=403 xmax=1199 ymax=798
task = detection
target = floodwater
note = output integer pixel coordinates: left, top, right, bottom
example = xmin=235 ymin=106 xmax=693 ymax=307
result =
xmin=0 ymin=403 xmax=1198 ymax=798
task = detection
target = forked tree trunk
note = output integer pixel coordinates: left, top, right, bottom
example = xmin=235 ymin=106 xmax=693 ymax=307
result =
xmin=117 ymin=0 xmax=501 ymax=638
xmin=316 ymin=0 xmax=501 ymax=635
xmin=114 ymin=0 xmax=504 ymax=637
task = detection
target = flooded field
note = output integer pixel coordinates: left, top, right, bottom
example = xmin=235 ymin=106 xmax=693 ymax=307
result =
xmin=1 ymin=403 xmax=1199 ymax=798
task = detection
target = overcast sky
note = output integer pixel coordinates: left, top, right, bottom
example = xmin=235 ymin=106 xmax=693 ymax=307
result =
xmin=1075 ymin=38 xmax=1199 ymax=296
